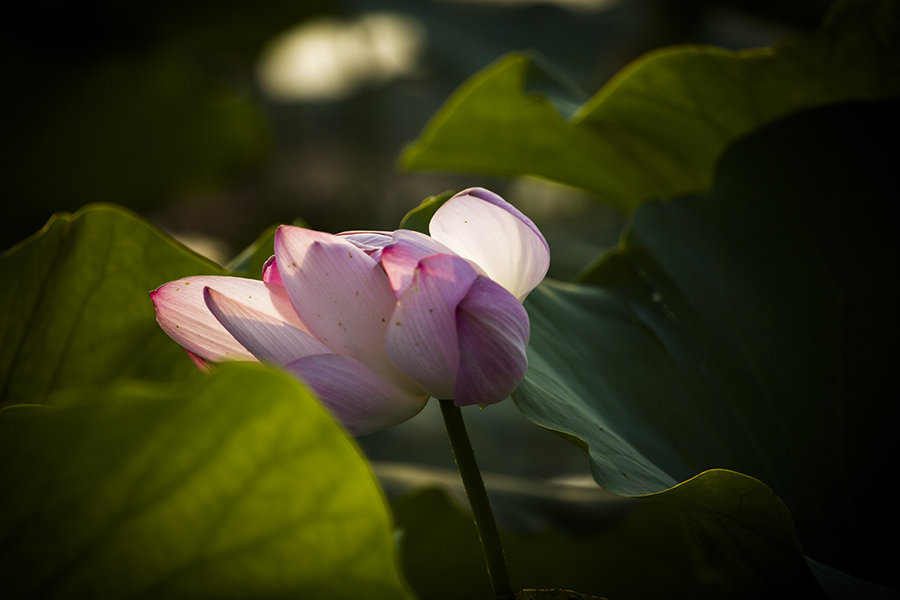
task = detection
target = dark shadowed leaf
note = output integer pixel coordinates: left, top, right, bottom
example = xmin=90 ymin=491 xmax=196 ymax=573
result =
xmin=385 ymin=466 xmax=819 ymax=600
xmin=513 ymin=98 xmax=898 ymax=594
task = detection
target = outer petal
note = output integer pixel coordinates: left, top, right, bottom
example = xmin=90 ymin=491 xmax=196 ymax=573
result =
xmin=274 ymin=226 xmax=420 ymax=395
xmin=453 ymin=276 xmax=530 ymax=406
xmin=285 ymin=353 xmax=428 ymax=435
xmin=151 ymin=276 xmax=305 ymax=363
xmin=429 ymin=187 xmax=550 ymax=301
xmin=386 ymin=254 xmax=477 ymax=400
xmin=203 ymin=287 xmax=331 ymax=366
xmin=380 ymin=230 xmax=456 ymax=296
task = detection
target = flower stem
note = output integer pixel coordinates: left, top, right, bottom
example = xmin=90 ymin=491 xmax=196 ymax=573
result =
xmin=439 ymin=399 xmax=514 ymax=599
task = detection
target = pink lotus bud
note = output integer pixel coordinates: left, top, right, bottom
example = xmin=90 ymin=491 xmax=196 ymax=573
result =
xmin=151 ymin=187 xmax=549 ymax=429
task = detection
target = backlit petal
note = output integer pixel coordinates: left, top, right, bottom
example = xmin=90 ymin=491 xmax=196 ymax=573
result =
xmin=274 ymin=226 xmax=420 ymax=394
xmin=386 ymin=254 xmax=477 ymax=400
xmin=286 ymin=353 xmax=428 ymax=435
xmin=429 ymin=187 xmax=550 ymax=301
xmin=151 ymin=275 xmax=304 ymax=362
xmin=380 ymin=230 xmax=455 ymax=296
xmin=453 ymin=277 xmax=529 ymax=406
xmin=204 ymin=286 xmax=330 ymax=366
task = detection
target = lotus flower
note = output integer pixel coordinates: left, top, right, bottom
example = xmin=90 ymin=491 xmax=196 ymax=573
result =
xmin=151 ymin=187 xmax=549 ymax=434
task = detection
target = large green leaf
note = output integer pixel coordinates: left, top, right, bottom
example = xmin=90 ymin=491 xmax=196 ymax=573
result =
xmin=386 ymin=468 xmax=819 ymax=599
xmin=0 ymin=205 xmax=223 ymax=407
xmin=402 ymin=0 xmax=900 ymax=212
xmin=0 ymin=363 xmax=412 ymax=599
xmin=513 ymin=98 xmax=898 ymax=594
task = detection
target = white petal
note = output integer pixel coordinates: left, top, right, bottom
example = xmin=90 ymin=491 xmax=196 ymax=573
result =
xmin=429 ymin=187 xmax=550 ymax=301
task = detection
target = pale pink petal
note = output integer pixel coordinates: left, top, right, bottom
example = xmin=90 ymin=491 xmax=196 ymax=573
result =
xmin=429 ymin=187 xmax=550 ymax=301
xmin=336 ymin=230 xmax=394 ymax=261
xmin=203 ymin=287 xmax=331 ymax=366
xmin=380 ymin=230 xmax=456 ymax=296
xmin=274 ymin=226 xmax=421 ymax=395
xmin=184 ymin=348 xmax=211 ymax=371
xmin=262 ymin=256 xmax=283 ymax=286
xmin=453 ymin=277 xmax=529 ymax=406
xmin=286 ymin=353 xmax=428 ymax=435
xmin=386 ymin=254 xmax=478 ymax=400
xmin=151 ymin=275 xmax=304 ymax=363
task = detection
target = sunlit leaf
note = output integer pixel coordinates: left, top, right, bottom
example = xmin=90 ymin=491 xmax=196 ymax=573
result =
xmin=0 ymin=363 xmax=412 ymax=600
xmin=402 ymin=0 xmax=900 ymax=212
xmin=513 ymin=98 xmax=898 ymax=593
xmin=0 ymin=205 xmax=224 ymax=407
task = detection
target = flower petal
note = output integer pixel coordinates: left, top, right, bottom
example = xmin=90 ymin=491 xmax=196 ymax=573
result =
xmin=336 ymin=230 xmax=394 ymax=261
xmin=380 ymin=230 xmax=456 ymax=296
xmin=453 ymin=276 xmax=530 ymax=406
xmin=429 ymin=187 xmax=550 ymax=300
xmin=151 ymin=276 xmax=305 ymax=362
xmin=262 ymin=256 xmax=283 ymax=286
xmin=184 ymin=348 xmax=211 ymax=371
xmin=286 ymin=353 xmax=428 ymax=435
xmin=203 ymin=286 xmax=331 ymax=366
xmin=386 ymin=254 xmax=477 ymax=400
xmin=274 ymin=226 xmax=420 ymax=394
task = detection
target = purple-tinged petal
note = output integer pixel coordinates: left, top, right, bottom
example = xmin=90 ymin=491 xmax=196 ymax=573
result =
xmin=286 ymin=353 xmax=428 ymax=435
xmin=262 ymin=256 xmax=283 ymax=286
xmin=151 ymin=276 xmax=304 ymax=363
xmin=386 ymin=254 xmax=478 ymax=400
xmin=453 ymin=276 xmax=530 ymax=406
xmin=429 ymin=187 xmax=550 ymax=301
xmin=204 ymin=287 xmax=331 ymax=366
xmin=336 ymin=230 xmax=394 ymax=261
xmin=380 ymin=230 xmax=456 ymax=296
xmin=274 ymin=226 xmax=420 ymax=395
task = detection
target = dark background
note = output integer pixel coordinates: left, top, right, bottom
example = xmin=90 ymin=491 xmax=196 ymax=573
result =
xmin=2 ymin=0 xmax=830 ymax=263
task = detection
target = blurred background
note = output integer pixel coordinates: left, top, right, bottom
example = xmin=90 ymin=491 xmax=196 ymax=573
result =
xmin=1 ymin=0 xmax=832 ymax=479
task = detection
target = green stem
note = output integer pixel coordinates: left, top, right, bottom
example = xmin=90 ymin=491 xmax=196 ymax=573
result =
xmin=439 ymin=399 xmax=514 ymax=599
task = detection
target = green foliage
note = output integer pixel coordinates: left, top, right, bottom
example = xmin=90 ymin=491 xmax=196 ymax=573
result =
xmin=2 ymin=2 xmax=898 ymax=597
xmin=0 ymin=363 xmax=411 ymax=600
xmin=0 ymin=205 xmax=223 ymax=407
xmin=227 ymin=224 xmax=279 ymax=277
xmin=0 ymin=204 xmax=414 ymax=599
xmin=391 ymin=473 xmax=817 ymax=599
xmin=514 ymin=98 xmax=898 ymax=592
xmin=398 ymin=190 xmax=456 ymax=235
xmin=402 ymin=0 xmax=900 ymax=213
